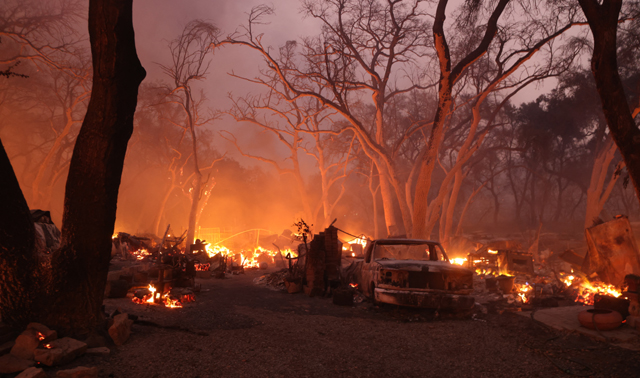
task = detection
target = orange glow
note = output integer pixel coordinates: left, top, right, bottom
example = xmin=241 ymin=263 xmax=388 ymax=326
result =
xmin=450 ymin=257 xmax=467 ymax=266
xmin=44 ymin=343 xmax=52 ymax=349
xmin=488 ymin=249 xmax=498 ymax=254
xmin=37 ymin=332 xmax=45 ymax=341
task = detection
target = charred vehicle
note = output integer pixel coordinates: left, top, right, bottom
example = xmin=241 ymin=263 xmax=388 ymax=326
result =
xmin=359 ymin=239 xmax=475 ymax=310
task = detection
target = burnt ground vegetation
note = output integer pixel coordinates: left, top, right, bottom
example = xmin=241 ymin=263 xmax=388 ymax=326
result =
xmin=38 ymin=268 xmax=640 ymax=378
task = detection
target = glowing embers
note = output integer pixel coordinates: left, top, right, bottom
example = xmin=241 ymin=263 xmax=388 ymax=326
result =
xmin=132 ymin=284 xmax=193 ymax=309
xmin=195 ymin=263 xmax=210 ymax=271
xmin=558 ymin=272 xmax=622 ymax=306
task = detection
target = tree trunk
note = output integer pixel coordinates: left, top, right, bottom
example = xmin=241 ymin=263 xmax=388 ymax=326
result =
xmin=585 ymin=137 xmax=622 ymax=227
xmin=46 ymin=0 xmax=145 ymax=335
xmin=579 ymin=0 xmax=640 ymax=205
xmin=186 ymin=173 xmax=201 ymax=252
xmin=0 ymin=140 xmax=39 ymax=328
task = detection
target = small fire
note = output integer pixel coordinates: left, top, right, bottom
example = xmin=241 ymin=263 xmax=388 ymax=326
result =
xmin=132 ymin=283 xmax=188 ymax=308
xmin=450 ymin=257 xmax=467 ymax=266
xmin=563 ymin=275 xmax=575 ymax=287
xmin=44 ymin=343 xmax=52 ymax=349
xmin=516 ymin=282 xmax=533 ymax=303
xmin=488 ymin=249 xmax=498 ymax=254
xmin=132 ymin=248 xmax=151 ymax=260
xmin=37 ymin=332 xmax=45 ymax=341
xmin=162 ymin=293 xmax=182 ymax=308
xmin=147 ymin=284 xmax=157 ymax=303
xmin=112 ymin=233 xmax=118 ymax=240
xmin=575 ymin=280 xmax=622 ymax=305
xmin=351 ymin=252 xmax=355 ymax=257
xmin=349 ymin=283 xmax=358 ymax=289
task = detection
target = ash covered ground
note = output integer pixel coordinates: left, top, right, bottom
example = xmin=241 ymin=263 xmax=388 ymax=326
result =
xmin=46 ymin=268 xmax=640 ymax=378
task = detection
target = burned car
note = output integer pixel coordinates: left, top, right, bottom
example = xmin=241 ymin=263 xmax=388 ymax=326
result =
xmin=358 ymin=239 xmax=475 ymax=310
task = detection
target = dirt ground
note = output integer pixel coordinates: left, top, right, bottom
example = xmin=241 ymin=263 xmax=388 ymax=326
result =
xmin=50 ymin=268 xmax=640 ymax=378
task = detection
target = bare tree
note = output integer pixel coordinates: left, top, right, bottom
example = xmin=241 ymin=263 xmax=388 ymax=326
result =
xmin=221 ymin=1 xmax=433 ymax=237
xmin=159 ymin=20 xmax=220 ymax=251
xmin=0 ymin=0 xmax=83 ymax=73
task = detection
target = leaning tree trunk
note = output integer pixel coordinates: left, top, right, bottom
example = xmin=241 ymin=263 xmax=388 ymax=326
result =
xmin=46 ymin=0 xmax=145 ymax=335
xmin=0 ymin=140 xmax=39 ymax=328
xmin=578 ymin=0 xmax=640 ymax=205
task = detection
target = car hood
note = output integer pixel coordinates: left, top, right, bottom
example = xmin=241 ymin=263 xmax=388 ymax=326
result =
xmin=374 ymin=259 xmax=472 ymax=273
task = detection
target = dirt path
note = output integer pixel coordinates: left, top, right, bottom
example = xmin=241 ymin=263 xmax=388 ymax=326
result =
xmin=59 ymin=269 xmax=640 ymax=377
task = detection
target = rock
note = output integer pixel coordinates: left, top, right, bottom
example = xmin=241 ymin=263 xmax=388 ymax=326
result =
xmin=85 ymin=347 xmax=110 ymax=356
xmin=34 ymin=337 xmax=87 ymax=366
xmin=26 ymin=323 xmax=57 ymax=342
xmin=33 ymin=348 xmax=63 ymax=366
xmin=55 ymin=366 xmax=98 ymax=378
xmin=108 ymin=313 xmax=133 ymax=346
xmin=0 ymin=353 xmax=35 ymax=374
xmin=11 ymin=329 xmax=41 ymax=360
xmin=16 ymin=367 xmax=47 ymax=378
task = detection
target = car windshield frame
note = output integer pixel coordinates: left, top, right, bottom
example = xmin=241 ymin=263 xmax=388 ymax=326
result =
xmin=373 ymin=242 xmax=449 ymax=262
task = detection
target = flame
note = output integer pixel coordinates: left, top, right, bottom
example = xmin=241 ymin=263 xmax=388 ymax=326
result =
xmin=563 ymin=275 xmax=575 ymax=287
xmin=488 ymin=249 xmax=498 ymax=254
xmin=205 ymin=244 xmax=297 ymax=268
xmin=112 ymin=233 xmax=118 ymax=240
xmin=132 ymin=283 xmax=188 ymax=308
xmin=349 ymin=283 xmax=358 ymax=289
xmin=351 ymin=252 xmax=355 ymax=257
xmin=132 ymin=248 xmax=151 ymax=260
xmin=516 ymin=282 xmax=533 ymax=303
xmin=37 ymin=332 xmax=45 ymax=341
xmin=147 ymin=284 xmax=157 ymax=303
xmin=162 ymin=292 xmax=182 ymax=308
xmin=450 ymin=257 xmax=467 ymax=266
xmin=44 ymin=343 xmax=52 ymax=349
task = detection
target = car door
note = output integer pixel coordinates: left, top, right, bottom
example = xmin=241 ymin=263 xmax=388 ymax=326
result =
xmin=359 ymin=241 xmax=376 ymax=297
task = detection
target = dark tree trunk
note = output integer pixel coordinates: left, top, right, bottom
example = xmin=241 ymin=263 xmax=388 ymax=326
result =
xmin=46 ymin=0 xmax=145 ymax=335
xmin=578 ymin=0 xmax=640 ymax=204
xmin=0 ymin=140 xmax=39 ymax=328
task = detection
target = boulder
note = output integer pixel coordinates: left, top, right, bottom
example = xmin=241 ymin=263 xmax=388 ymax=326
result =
xmin=26 ymin=323 xmax=57 ymax=342
xmin=11 ymin=329 xmax=41 ymax=360
xmin=34 ymin=337 xmax=87 ymax=366
xmin=0 ymin=353 xmax=34 ymax=374
xmin=56 ymin=366 xmax=98 ymax=378
xmin=16 ymin=367 xmax=47 ymax=378
xmin=33 ymin=348 xmax=64 ymax=366
xmin=108 ymin=313 xmax=133 ymax=346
